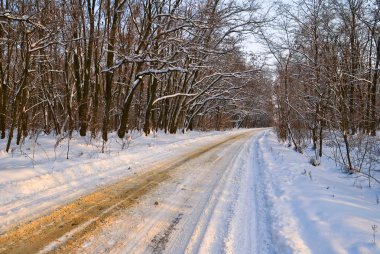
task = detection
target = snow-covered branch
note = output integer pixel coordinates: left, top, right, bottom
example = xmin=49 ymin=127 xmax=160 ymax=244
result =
xmin=152 ymin=93 xmax=197 ymax=105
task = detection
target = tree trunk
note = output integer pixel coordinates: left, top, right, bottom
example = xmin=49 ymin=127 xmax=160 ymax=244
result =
xmin=79 ymin=0 xmax=96 ymax=136
xmin=6 ymin=30 xmax=30 ymax=152
xmin=143 ymin=76 xmax=158 ymax=136
xmin=103 ymin=0 xmax=121 ymax=142
xmin=370 ymin=36 xmax=380 ymax=136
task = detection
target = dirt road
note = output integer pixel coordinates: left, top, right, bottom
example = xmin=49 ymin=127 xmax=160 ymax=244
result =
xmin=0 ymin=129 xmax=260 ymax=254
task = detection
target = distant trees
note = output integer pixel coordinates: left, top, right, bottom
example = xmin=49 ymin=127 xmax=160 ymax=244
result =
xmin=268 ymin=0 xmax=379 ymax=173
xmin=0 ymin=0 xmax=272 ymax=151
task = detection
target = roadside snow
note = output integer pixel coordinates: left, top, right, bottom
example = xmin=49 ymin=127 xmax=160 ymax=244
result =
xmin=260 ymin=130 xmax=380 ymax=254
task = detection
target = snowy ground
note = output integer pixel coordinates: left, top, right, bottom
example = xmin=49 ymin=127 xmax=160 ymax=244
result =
xmin=0 ymin=129 xmax=379 ymax=254
xmin=258 ymin=131 xmax=380 ymax=254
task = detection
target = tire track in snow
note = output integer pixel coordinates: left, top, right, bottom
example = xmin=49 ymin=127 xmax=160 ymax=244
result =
xmin=181 ymin=130 xmax=275 ymax=254
xmin=180 ymin=137 xmax=249 ymax=254
xmin=72 ymin=130 xmax=260 ymax=254
xmin=159 ymin=129 xmax=274 ymax=254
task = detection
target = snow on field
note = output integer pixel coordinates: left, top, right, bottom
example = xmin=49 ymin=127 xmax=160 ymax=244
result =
xmin=259 ymin=130 xmax=380 ymax=254
xmin=0 ymin=130 xmax=247 ymax=233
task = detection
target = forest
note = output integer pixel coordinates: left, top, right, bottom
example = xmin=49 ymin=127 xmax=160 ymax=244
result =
xmin=264 ymin=0 xmax=380 ymax=183
xmin=0 ymin=0 xmax=273 ymax=153
xmin=0 ymin=0 xmax=379 ymax=176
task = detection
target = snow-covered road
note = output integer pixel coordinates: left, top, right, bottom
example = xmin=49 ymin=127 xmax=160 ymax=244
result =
xmin=1 ymin=128 xmax=379 ymax=254
xmin=1 ymin=129 xmax=270 ymax=254
xmin=72 ymin=129 xmax=271 ymax=254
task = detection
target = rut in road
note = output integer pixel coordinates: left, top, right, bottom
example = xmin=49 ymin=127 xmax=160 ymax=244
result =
xmin=0 ymin=132 xmax=251 ymax=254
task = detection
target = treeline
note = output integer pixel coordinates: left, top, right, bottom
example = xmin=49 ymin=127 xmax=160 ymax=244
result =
xmin=267 ymin=0 xmax=379 ymax=173
xmin=0 ymin=0 xmax=272 ymax=152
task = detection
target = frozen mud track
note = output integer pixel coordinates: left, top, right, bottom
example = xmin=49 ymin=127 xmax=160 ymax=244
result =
xmin=0 ymin=131 xmax=256 ymax=254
